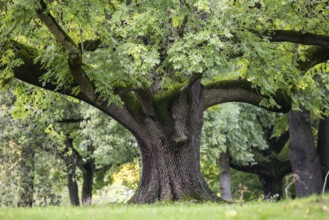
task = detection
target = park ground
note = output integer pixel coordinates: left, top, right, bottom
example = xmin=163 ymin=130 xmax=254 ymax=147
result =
xmin=0 ymin=195 xmax=328 ymax=220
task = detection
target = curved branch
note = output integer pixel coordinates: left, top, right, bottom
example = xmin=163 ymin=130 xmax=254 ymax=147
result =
xmin=266 ymin=30 xmax=329 ymax=47
xmin=267 ymin=31 xmax=329 ymax=71
xmin=230 ymin=159 xmax=291 ymax=177
xmin=297 ymin=46 xmax=329 ymax=72
xmin=203 ymin=80 xmax=291 ymax=113
xmin=8 ymin=41 xmax=142 ymax=136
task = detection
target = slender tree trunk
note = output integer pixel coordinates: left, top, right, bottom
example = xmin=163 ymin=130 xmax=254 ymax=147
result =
xmin=129 ymin=80 xmax=220 ymax=203
xmin=219 ymin=152 xmax=232 ymax=201
xmin=66 ymin=160 xmax=80 ymax=206
xmin=318 ymin=116 xmax=329 ymax=191
xmin=258 ymin=174 xmax=283 ymax=200
xmin=288 ymin=109 xmax=323 ymax=197
xmin=81 ymin=161 xmax=95 ymax=205
xmin=17 ymin=146 xmax=35 ymax=207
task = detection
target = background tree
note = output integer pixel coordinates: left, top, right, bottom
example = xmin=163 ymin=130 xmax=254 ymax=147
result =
xmin=201 ymin=103 xmax=285 ymax=200
xmin=0 ymin=88 xmax=63 ymax=207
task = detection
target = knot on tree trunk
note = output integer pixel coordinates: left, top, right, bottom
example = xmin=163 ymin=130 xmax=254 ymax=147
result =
xmin=174 ymin=134 xmax=188 ymax=146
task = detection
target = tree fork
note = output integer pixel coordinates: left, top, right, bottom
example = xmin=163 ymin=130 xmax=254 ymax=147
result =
xmin=129 ymin=80 xmax=221 ymax=203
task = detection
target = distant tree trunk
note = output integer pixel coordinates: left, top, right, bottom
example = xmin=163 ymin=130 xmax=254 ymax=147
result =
xmin=258 ymin=174 xmax=283 ymax=200
xmin=81 ymin=161 xmax=95 ymax=205
xmin=230 ymin=159 xmax=291 ymax=200
xmin=288 ymin=109 xmax=323 ymax=197
xmin=129 ymin=80 xmax=220 ymax=203
xmin=318 ymin=116 xmax=329 ymax=191
xmin=66 ymin=159 xmax=80 ymax=206
xmin=219 ymin=152 xmax=232 ymax=201
xmin=17 ymin=146 xmax=35 ymax=207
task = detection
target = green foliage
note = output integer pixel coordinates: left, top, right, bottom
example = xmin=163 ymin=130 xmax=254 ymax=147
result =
xmin=230 ymin=169 xmax=263 ymax=201
xmin=2 ymin=0 xmax=328 ymax=109
xmin=0 ymin=86 xmax=138 ymax=206
xmin=201 ymin=103 xmax=268 ymax=166
xmin=78 ymin=103 xmax=138 ymax=167
xmin=0 ymin=89 xmax=65 ymax=207
xmin=1 ymin=0 xmax=329 ymax=205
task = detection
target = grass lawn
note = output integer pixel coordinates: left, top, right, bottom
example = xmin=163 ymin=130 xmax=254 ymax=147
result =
xmin=0 ymin=195 xmax=328 ymax=220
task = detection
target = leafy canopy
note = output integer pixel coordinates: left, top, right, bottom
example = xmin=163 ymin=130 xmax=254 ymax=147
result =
xmin=1 ymin=0 xmax=328 ymax=110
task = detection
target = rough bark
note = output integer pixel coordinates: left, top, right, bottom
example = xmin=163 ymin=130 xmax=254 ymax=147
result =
xmin=81 ymin=161 xmax=95 ymax=205
xmin=219 ymin=152 xmax=232 ymax=201
xmin=288 ymin=109 xmax=323 ymax=197
xmin=17 ymin=146 xmax=35 ymax=207
xmin=129 ymin=80 xmax=220 ymax=203
xmin=318 ymin=116 xmax=329 ymax=191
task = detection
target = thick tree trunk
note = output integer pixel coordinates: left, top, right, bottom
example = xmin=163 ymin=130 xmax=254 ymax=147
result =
xmin=81 ymin=161 xmax=95 ymax=205
xmin=219 ymin=152 xmax=232 ymax=201
xmin=17 ymin=146 xmax=35 ymax=207
xmin=129 ymin=80 xmax=220 ymax=203
xmin=66 ymin=160 xmax=80 ymax=206
xmin=318 ymin=117 xmax=329 ymax=191
xmin=288 ymin=109 xmax=323 ymax=197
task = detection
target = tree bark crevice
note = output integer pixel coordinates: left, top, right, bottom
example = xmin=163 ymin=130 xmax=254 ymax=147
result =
xmin=129 ymin=80 xmax=220 ymax=203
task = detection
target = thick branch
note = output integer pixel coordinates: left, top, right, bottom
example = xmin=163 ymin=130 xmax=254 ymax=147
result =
xmin=11 ymin=41 xmax=73 ymax=95
xmin=266 ymin=30 xmax=329 ymax=47
xmin=36 ymin=0 xmax=79 ymax=54
xmin=203 ymin=80 xmax=291 ymax=113
xmin=9 ymin=41 xmax=141 ymax=137
xmin=297 ymin=46 xmax=329 ymax=72
xmin=267 ymin=31 xmax=329 ymax=72
xmin=230 ymin=159 xmax=292 ymax=177
xmin=36 ymin=0 xmax=96 ymax=102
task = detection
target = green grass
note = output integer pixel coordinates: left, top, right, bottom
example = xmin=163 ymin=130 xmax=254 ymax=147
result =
xmin=0 ymin=195 xmax=328 ymax=220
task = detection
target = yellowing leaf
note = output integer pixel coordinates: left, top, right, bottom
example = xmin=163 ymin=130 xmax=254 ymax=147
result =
xmin=172 ymin=16 xmax=181 ymax=27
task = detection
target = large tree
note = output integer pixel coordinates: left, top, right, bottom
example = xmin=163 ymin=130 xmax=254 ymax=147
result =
xmin=1 ymin=0 xmax=329 ymax=203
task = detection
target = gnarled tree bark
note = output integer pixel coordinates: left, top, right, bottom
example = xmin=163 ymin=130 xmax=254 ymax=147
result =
xmin=129 ymin=80 xmax=220 ymax=203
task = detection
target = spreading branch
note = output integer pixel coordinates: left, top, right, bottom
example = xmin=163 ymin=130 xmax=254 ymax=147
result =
xmin=3 ymin=2 xmax=143 ymax=136
xmin=203 ymin=80 xmax=291 ymax=113
xmin=35 ymin=0 xmax=96 ymax=102
xmin=266 ymin=30 xmax=329 ymax=47
xmin=266 ymin=31 xmax=329 ymax=71
xmin=297 ymin=46 xmax=329 ymax=72
xmin=230 ymin=159 xmax=292 ymax=177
